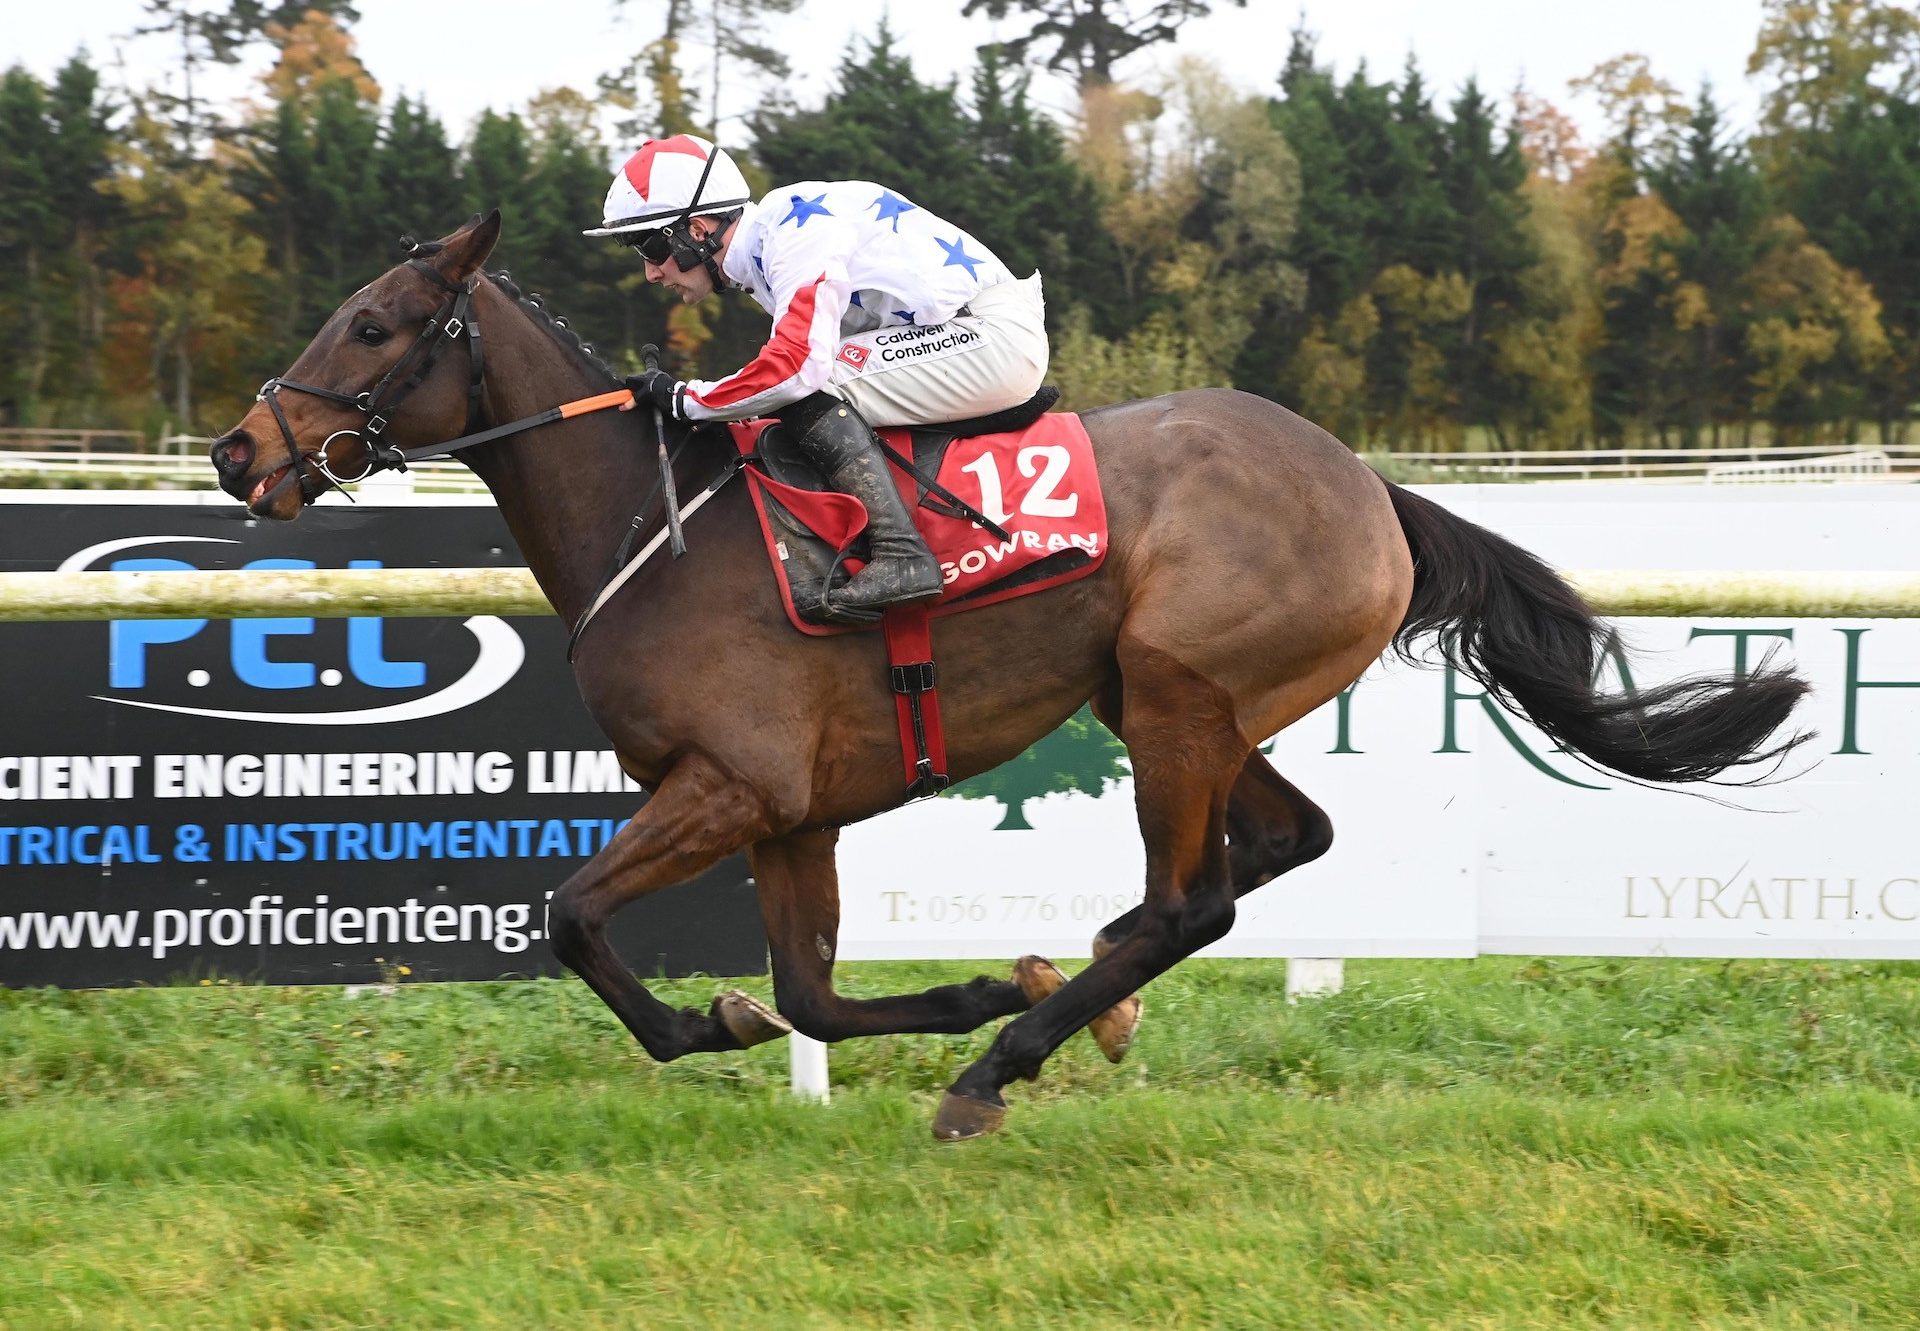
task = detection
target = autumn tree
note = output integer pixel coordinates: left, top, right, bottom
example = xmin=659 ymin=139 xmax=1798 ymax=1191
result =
xmin=1748 ymin=0 xmax=1920 ymax=157
xmin=237 ymin=8 xmax=383 ymax=352
xmin=1569 ymin=53 xmax=1691 ymax=167
xmin=1742 ymin=215 xmax=1889 ymax=441
xmin=105 ymin=107 xmax=270 ymax=429
xmin=601 ymin=0 xmax=802 ymax=140
xmin=128 ymin=0 xmax=362 ymax=154
xmin=1577 ymin=54 xmax=1694 ymax=444
xmin=1756 ymin=0 xmax=1920 ymax=443
xmin=1049 ymin=59 xmax=1300 ymax=408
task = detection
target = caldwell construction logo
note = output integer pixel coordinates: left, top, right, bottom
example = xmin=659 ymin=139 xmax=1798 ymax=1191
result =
xmin=63 ymin=536 xmax=524 ymax=725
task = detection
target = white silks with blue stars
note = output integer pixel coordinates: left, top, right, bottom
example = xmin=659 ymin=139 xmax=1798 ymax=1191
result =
xmin=680 ymin=179 xmax=1017 ymax=423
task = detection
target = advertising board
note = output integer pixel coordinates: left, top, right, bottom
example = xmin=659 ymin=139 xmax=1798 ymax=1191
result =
xmin=834 ymin=484 xmax=1920 ymax=962
xmin=6 ymin=483 xmax=1912 ymax=981
xmin=0 ymin=496 xmax=765 ymax=987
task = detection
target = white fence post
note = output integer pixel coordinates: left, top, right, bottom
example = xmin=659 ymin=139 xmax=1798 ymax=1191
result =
xmin=1286 ymin=958 xmax=1345 ymax=1001
xmin=789 ymin=1032 xmax=830 ymax=1102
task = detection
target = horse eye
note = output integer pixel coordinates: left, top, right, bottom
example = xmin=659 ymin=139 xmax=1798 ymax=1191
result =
xmin=355 ymin=323 xmax=388 ymax=346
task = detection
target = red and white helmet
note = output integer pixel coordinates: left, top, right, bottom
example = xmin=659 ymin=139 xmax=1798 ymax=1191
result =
xmin=582 ymin=134 xmax=753 ymax=237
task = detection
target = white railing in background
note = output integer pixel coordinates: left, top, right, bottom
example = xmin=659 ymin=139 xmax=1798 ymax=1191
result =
xmin=4 ymin=436 xmax=1918 ymax=489
xmin=1705 ymin=449 xmax=1892 ymax=484
xmin=1377 ymin=443 xmax=1920 ymax=482
xmin=0 ymin=426 xmax=146 ymax=452
xmin=0 ymin=449 xmax=490 ymax=493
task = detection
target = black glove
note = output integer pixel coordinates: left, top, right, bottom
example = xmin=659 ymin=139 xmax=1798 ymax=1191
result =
xmin=624 ymin=368 xmax=681 ymax=417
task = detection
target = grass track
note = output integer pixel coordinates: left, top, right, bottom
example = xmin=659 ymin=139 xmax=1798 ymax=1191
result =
xmin=3 ymin=958 xmax=1918 ymax=1328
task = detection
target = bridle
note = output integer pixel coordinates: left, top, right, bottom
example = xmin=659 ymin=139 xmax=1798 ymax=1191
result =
xmin=251 ymin=256 xmax=487 ymax=508
xmin=237 ymin=246 xmax=760 ymax=654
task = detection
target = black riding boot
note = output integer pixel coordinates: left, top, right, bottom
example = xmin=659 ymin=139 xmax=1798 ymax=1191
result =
xmin=778 ymin=393 xmax=941 ymax=624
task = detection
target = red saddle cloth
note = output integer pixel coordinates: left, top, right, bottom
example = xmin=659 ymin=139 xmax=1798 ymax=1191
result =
xmin=725 ymin=411 xmax=1109 ymax=637
xmin=724 ymin=409 xmax=1108 ymax=797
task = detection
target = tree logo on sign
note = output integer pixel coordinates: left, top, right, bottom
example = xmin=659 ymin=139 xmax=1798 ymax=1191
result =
xmin=943 ymin=706 xmax=1128 ymax=829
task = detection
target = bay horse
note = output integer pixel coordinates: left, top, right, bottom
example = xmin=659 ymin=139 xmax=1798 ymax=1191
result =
xmin=209 ymin=214 xmax=1808 ymax=1139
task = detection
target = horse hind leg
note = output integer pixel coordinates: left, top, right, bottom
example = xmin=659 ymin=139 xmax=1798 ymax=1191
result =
xmin=752 ymin=829 xmax=1031 ymax=1039
xmin=1091 ymin=747 xmax=1333 ymax=959
xmin=547 ymin=752 xmax=790 ymax=1061
xmin=936 ymin=640 xmax=1249 ymax=1139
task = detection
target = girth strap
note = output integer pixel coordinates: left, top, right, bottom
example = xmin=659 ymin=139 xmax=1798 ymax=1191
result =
xmin=883 ymin=605 xmax=949 ymax=799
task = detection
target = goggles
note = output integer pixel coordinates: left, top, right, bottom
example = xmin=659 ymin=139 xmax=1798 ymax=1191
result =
xmin=622 ymin=226 xmax=678 ymax=266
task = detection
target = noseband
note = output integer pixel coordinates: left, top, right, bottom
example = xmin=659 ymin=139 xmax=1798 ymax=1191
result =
xmin=252 ymin=257 xmax=487 ymax=506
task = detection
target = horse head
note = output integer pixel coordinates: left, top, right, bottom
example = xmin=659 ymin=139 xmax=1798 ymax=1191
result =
xmin=210 ymin=211 xmax=502 ymax=520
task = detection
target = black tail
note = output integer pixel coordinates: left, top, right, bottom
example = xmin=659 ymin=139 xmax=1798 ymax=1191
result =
xmin=1384 ymin=482 xmax=1810 ymax=783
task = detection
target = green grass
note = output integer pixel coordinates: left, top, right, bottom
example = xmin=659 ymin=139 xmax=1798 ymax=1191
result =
xmin=3 ymin=958 xmax=1918 ymax=1328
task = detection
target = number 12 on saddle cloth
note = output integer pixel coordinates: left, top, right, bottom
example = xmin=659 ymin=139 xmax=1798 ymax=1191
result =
xmin=728 ymin=411 xmax=1109 ymax=637
xmin=728 ymin=410 xmax=1110 ymax=798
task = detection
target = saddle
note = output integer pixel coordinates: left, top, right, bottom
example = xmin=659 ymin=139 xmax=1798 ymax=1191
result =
xmin=735 ymin=386 xmax=1105 ymax=633
xmin=723 ymin=386 xmax=1110 ymax=799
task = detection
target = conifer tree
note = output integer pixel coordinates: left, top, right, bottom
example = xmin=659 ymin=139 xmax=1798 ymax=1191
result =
xmin=1646 ymin=87 xmax=1772 ymax=443
xmin=1439 ymin=79 xmax=1534 ymax=436
xmin=747 ymin=24 xmax=981 ymax=211
xmin=238 ymin=9 xmax=383 ymax=351
xmin=960 ymin=0 xmax=1247 ymax=92
xmin=968 ymin=45 xmax=1126 ymax=336
xmin=1778 ymin=91 xmax=1920 ymax=443
xmin=45 ymin=55 xmax=121 ymax=422
xmin=0 ymin=68 xmax=58 ymax=425
xmin=463 ymin=110 xmax=536 ymax=224
xmin=376 ymin=95 xmax=461 ymax=248
xmin=519 ymin=88 xmax=635 ymax=356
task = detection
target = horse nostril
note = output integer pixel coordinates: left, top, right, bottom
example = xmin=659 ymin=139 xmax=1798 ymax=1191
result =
xmin=214 ymin=432 xmax=254 ymax=470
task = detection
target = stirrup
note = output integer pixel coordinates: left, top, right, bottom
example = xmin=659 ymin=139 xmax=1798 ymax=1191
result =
xmin=822 ymin=552 xmax=942 ymax=623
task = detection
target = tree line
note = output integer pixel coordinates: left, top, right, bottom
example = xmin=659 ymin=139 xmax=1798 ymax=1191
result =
xmin=1 ymin=0 xmax=1915 ymax=450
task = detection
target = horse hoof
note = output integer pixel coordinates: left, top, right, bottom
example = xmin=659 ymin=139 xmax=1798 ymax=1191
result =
xmin=1012 ymin=954 xmax=1067 ymax=1005
xmin=1015 ymin=953 xmax=1142 ymax=1064
xmin=713 ymin=990 xmax=791 ymax=1048
xmin=1089 ymin=993 xmax=1143 ymax=1064
xmin=932 ymin=1091 xmax=1007 ymax=1141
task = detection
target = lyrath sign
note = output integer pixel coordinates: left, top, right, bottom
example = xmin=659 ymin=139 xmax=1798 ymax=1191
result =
xmin=835 ymin=484 xmax=1920 ymax=963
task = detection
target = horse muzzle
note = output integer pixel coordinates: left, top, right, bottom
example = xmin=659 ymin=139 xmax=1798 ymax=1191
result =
xmin=210 ymin=426 xmax=318 ymax=519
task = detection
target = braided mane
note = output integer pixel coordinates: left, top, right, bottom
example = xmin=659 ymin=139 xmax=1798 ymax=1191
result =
xmin=485 ymin=269 xmax=621 ymax=387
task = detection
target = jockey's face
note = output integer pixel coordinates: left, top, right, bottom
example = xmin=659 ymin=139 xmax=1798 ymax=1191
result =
xmin=642 ymin=215 xmax=725 ymax=305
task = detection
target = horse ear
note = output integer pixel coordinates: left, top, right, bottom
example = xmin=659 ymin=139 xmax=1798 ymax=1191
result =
xmin=426 ymin=209 xmax=502 ymax=284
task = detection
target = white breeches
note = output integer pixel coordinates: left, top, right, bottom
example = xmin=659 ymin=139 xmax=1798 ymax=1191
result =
xmin=825 ymin=273 xmax=1049 ymax=428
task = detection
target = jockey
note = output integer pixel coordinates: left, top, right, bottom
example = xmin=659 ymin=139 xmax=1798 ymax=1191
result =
xmin=585 ymin=134 xmax=1049 ymax=624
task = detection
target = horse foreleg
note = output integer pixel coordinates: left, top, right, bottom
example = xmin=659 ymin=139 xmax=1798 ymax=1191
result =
xmin=752 ymin=828 xmax=1030 ymax=1039
xmin=548 ymin=752 xmax=787 ymax=1062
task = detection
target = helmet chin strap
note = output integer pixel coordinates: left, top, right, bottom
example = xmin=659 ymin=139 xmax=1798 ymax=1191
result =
xmin=660 ymin=149 xmax=735 ymax=290
xmin=665 ymin=221 xmax=733 ymax=292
